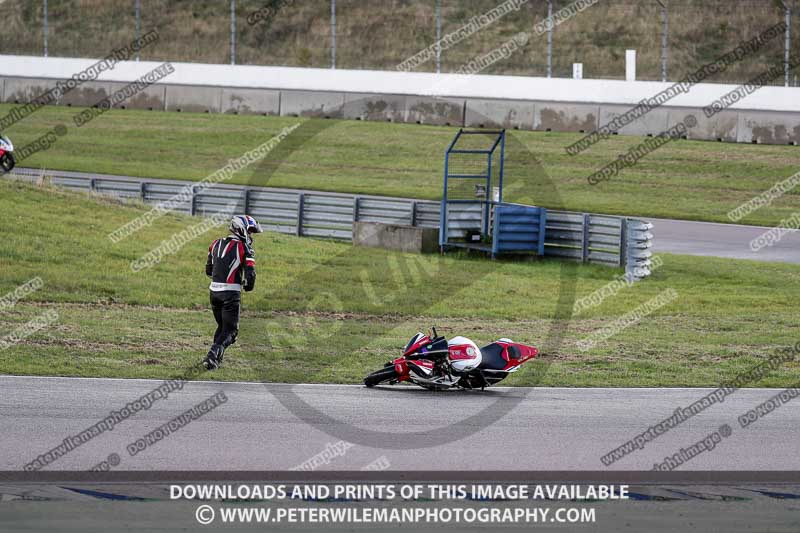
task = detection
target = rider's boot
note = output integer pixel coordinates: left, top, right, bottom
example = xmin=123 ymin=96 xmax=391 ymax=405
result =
xmin=202 ymin=344 xmax=224 ymax=371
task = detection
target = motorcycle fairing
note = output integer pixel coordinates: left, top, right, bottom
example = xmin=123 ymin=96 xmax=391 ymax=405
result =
xmin=403 ymin=332 xmax=432 ymax=357
xmin=478 ymin=341 xmax=539 ymax=372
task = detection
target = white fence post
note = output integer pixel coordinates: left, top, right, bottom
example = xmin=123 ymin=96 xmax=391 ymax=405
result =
xmin=625 ymin=50 xmax=637 ymax=81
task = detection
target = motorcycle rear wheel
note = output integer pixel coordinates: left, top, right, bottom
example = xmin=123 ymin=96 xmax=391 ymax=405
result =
xmin=364 ymin=366 xmax=398 ymax=388
xmin=0 ymin=153 xmax=14 ymax=172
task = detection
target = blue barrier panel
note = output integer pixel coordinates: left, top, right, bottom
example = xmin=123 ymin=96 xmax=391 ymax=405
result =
xmin=491 ymin=204 xmax=547 ymax=259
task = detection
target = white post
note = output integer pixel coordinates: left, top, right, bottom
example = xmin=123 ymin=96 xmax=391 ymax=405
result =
xmin=573 ymin=63 xmax=583 ymax=79
xmin=625 ymin=49 xmax=636 ymax=81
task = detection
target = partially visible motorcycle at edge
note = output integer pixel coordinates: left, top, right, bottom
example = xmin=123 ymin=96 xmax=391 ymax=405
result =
xmin=0 ymin=134 xmax=15 ymax=173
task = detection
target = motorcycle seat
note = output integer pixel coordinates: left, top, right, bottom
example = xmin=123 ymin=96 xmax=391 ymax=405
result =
xmin=478 ymin=342 xmax=510 ymax=371
xmin=507 ymin=344 xmax=522 ymax=360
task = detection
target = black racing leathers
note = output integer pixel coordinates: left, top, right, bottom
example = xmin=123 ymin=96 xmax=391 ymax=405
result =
xmin=206 ymin=236 xmax=256 ymax=292
xmin=209 ymin=290 xmax=241 ymax=351
xmin=204 ymin=236 xmax=256 ymax=365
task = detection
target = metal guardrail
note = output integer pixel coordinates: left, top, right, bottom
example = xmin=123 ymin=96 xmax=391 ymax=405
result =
xmin=8 ymin=167 xmax=440 ymax=241
xmin=6 ymin=167 xmax=653 ymax=278
xmin=543 ymin=211 xmax=654 ymax=280
xmin=440 ymin=199 xmax=653 ymax=279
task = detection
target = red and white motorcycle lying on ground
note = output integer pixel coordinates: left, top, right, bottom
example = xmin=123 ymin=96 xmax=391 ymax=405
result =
xmin=364 ymin=328 xmax=539 ymax=390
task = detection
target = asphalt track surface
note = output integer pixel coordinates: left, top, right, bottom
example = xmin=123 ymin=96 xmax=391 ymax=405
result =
xmin=3 ymin=376 xmax=798 ymax=471
xmin=647 ymin=218 xmax=800 ymax=264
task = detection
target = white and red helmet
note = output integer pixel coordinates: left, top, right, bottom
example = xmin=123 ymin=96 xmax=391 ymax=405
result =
xmin=447 ymin=336 xmax=482 ymax=372
xmin=230 ymin=215 xmax=263 ymax=245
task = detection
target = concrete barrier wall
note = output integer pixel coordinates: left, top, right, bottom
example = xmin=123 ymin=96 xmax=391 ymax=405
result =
xmin=164 ymin=84 xmax=221 ymax=113
xmin=4 ymin=77 xmax=61 ymax=104
xmin=353 ymin=221 xmax=439 ymax=254
xmin=342 ymin=93 xmax=406 ymax=122
xmin=599 ymin=104 xmax=669 ymax=137
xmin=534 ymin=103 xmax=599 ymax=133
xmin=3 ymin=55 xmax=798 ymax=112
xmin=221 ymin=88 xmax=280 ymax=115
xmin=737 ymin=111 xmax=800 ymax=145
xmin=280 ymin=90 xmax=345 ymax=118
xmin=4 ymin=74 xmax=798 ymax=146
xmin=110 ymin=82 xmax=166 ymax=111
xmin=464 ymin=99 xmax=534 ymax=130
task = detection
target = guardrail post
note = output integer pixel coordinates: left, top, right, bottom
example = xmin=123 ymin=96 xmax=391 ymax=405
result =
xmin=439 ymin=200 xmax=447 ymax=251
xmin=619 ymin=218 xmax=628 ymax=268
xmin=296 ymin=193 xmax=305 ymax=236
xmin=353 ymin=196 xmax=360 ymax=223
xmin=190 ymin=185 xmax=197 ymax=216
xmin=411 ymin=201 xmax=418 ymax=226
xmin=538 ymin=208 xmax=547 ymax=256
xmin=581 ymin=213 xmax=590 ymax=263
xmin=140 ymin=182 xmax=147 ymax=202
xmin=243 ymin=187 xmax=251 ymax=214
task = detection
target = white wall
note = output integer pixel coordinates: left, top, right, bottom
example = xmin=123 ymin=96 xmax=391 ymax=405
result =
xmin=1 ymin=54 xmax=798 ymax=113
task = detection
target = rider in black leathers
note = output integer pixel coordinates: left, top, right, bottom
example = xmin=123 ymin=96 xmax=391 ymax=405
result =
xmin=202 ymin=215 xmax=262 ymax=370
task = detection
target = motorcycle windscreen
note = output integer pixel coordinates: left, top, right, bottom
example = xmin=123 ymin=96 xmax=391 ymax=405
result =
xmin=403 ymin=333 xmax=427 ymax=356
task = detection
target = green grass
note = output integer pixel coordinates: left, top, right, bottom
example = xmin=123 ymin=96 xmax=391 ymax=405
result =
xmin=5 ymin=103 xmax=800 ymax=227
xmin=1 ymin=179 xmax=798 ymax=387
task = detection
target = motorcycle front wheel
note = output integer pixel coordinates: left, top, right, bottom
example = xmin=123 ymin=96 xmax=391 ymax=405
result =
xmin=364 ymin=366 xmax=398 ymax=388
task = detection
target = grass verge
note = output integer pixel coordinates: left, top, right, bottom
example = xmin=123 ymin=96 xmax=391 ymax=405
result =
xmin=1 ymin=179 xmax=798 ymax=387
xmin=4 ymin=103 xmax=800 ymax=226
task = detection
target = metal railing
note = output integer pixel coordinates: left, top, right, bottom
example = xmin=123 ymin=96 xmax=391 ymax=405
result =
xmin=5 ymin=167 xmax=653 ymax=278
xmin=543 ymin=211 xmax=654 ymax=280
xmin=8 ymin=167 xmax=440 ymax=241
